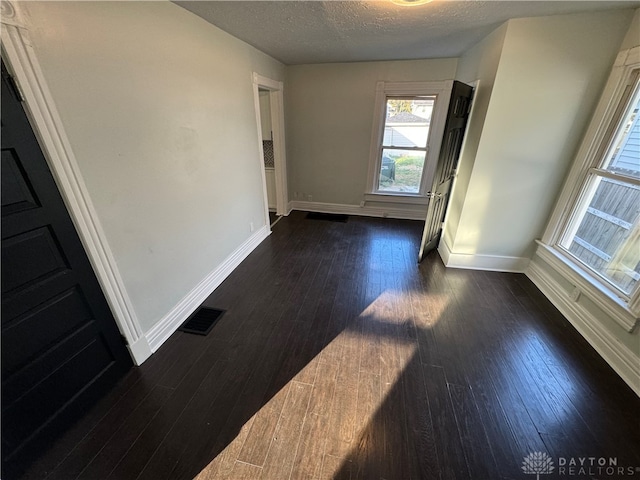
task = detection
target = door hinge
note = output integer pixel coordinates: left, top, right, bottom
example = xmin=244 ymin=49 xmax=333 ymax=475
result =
xmin=120 ymin=333 xmax=129 ymax=346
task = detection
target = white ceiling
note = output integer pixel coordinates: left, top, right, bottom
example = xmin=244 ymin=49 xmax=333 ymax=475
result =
xmin=175 ymin=1 xmax=639 ymax=65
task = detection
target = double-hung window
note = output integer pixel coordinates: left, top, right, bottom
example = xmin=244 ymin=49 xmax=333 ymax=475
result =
xmin=376 ymin=96 xmax=434 ymax=194
xmin=560 ymin=75 xmax=640 ymax=296
xmin=366 ymin=81 xmax=452 ymax=201
xmin=541 ymin=47 xmax=640 ymax=319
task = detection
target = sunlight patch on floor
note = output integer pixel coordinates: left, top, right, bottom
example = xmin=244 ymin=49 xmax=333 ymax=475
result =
xmin=194 ymin=410 xmax=258 ymax=479
xmin=359 ymin=288 xmax=451 ymax=327
xmin=195 ymin=288 xmax=450 ymax=479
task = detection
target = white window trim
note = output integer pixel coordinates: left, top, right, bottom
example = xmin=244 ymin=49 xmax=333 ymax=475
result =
xmin=363 ymin=193 xmax=429 ymax=205
xmin=540 ymin=46 xmax=640 ymax=326
xmin=366 ymin=80 xmax=453 ymax=198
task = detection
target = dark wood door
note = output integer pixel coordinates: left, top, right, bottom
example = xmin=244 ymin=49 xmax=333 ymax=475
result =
xmin=1 ymin=60 xmax=132 ymax=478
xmin=418 ymin=81 xmax=473 ymax=262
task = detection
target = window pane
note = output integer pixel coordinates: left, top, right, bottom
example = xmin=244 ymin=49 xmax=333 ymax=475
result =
xmin=383 ymin=97 xmax=434 ymax=148
xmin=603 ymin=85 xmax=640 ymax=179
xmin=378 ymin=149 xmax=426 ymax=193
xmin=561 ymin=175 xmax=640 ymax=294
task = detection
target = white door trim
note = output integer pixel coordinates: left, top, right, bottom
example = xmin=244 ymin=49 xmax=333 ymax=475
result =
xmin=252 ymin=73 xmax=289 ymax=219
xmin=0 ymin=0 xmax=150 ymax=365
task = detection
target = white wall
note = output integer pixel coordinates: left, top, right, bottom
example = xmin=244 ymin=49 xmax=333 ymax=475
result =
xmin=22 ymin=1 xmax=284 ymax=334
xmin=444 ymin=23 xmax=508 ymax=250
xmin=285 ymin=58 xmax=457 ymax=209
xmin=443 ymin=10 xmax=633 ymax=271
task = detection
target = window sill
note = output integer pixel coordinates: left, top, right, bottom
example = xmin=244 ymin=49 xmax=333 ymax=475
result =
xmin=364 ymin=193 xmax=429 ymax=205
xmin=534 ymin=240 xmax=639 ymax=332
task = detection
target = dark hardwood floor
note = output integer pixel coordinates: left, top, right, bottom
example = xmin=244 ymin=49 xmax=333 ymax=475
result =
xmin=18 ymin=212 xmax=640 ymax=480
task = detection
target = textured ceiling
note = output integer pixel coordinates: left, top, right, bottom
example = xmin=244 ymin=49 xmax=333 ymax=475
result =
xmin=175 ymin=1 xmax=639 ymax=65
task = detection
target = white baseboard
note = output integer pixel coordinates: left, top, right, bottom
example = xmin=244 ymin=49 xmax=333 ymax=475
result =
xmin=437 ymin=239 xmax=530 ymax=273
xmin=289 ymin=200 xmax=426 ymax=221
xmin=145 ymin=225 xmax=270 ymax=352
xmin=127 ymin=336 xmax=153 ymax=366
xmin=526 ymin=261 xmax=640 ymax=397
xmin=437 ymin=237 xmax=453 ymax=265
xmin=284 ymin=202 xmax=293 ymax=216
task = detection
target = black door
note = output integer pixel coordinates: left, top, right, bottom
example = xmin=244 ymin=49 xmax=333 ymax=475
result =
xmin=1 ymin=60 xmax=132 ymax=478
xmin=418 ymin=81 xmax=474 ymax=261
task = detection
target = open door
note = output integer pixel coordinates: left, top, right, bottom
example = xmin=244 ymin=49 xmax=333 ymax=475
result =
xmin=1 ymin=60 xmax=132 ymax=477
xmin=418 ymin=81 xmax=473 ymax=262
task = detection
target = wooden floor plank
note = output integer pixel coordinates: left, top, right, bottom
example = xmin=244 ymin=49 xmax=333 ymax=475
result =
xmin=323 ymin=337 xmax=360 ymax=459
xmin=423 ymin=364 xmax=471 ymax=480
xmin=289 ymin=362 xmax=339 ymax=479
xmin=319 ymin=454 xmax=352 ymax=480
xmin=466 ymin=377 xmax=523 ymax=479
xmin=401 ymin=354 xmax=441 ymax=480
xmin=259 ymin=381 xmax=312 ymax=480
xmin=236 ymin=384 xmax=290 ymax=467
xmin=195 ymin=415 xmax=256 ymax=480
xmin=350 ymin=372 xmax=382 ymax=480
xmin=448 ymin=383 xmax=498 ymax=480
xmin=379 ymin=360 xmax=412 ymax=480
xmin=289 ymin=411 xmax=328 ymax=480
xmin=228 ymin=461 xmax=263 ymax=480
xmin=75 ymin=385 xmax=173 ymax=480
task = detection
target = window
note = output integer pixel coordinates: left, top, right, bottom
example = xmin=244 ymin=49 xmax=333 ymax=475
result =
xmin=377 ymin=96 xmax=434 ymax=193
xmin=560 ymin=79 xmax=640 ymax=296
xmin=542 ymin=48 xmax=640 ymax=317
xmin=366 ymin=81 xmax=452 ymax=200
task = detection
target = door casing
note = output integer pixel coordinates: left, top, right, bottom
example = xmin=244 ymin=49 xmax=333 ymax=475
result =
xmin=252 ymin=73 xmax=289 ymax=223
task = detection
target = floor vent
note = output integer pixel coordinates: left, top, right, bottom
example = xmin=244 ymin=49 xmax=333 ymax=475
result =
xmin=306 ymin=212 xmax=348 ymax=222
xmin=178 ymin=307 xmax=225 ymax=336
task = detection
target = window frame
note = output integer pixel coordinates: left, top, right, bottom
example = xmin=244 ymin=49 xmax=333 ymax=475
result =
xmin=365 ymin=81 xmax=453 ymax=202
xmin=541 ymin=46 xmax=640 ymax=322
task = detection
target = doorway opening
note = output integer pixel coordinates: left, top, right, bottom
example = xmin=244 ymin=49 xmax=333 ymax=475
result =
xmin=253 ymin=74 xmax=288 ymax=230
xmin=258 ymin=88 xmax=278 ymax=222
